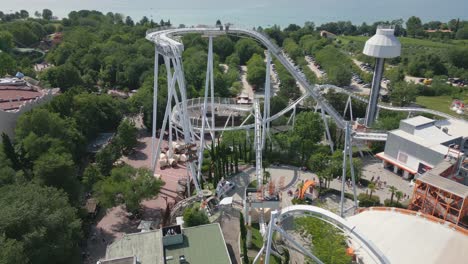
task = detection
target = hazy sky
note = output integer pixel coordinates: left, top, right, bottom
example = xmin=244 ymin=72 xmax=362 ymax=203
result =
xmin=1 ymin=0 xmax=467 ymax=26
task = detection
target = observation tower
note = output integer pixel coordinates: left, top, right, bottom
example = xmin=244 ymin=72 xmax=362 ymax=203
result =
xmin=363 ymin=26 xmax=401 ymax=127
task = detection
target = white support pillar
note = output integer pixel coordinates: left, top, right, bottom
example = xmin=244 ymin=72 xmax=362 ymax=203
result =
xmin=195 ymin=41 xmax=213 ymax=185
xmin=173 ymin=55 xmax=202 ymax=196
xmin=209 ymin=36 xmax=215 ymax=141
xmin=340 ymin=139 xmax=347 ymax=217
xmin=151 ymin=48 xmax=159 ymax=170
xmin=321 ymin=107 xmax=334 ymax=153
xmin=165 ymin=59 xmax=176 ymax=157
xmin=262 ymin=50 xmax=271 ymax=150
xmin=292 ymin=104 xmax=296 ymax=129
xmin=264 ymin=210 xmax=277 ymax=264
xmin=151 ymin=56 xmax=177 ymax=172
xmin=346 ymin=122 xmax=358 ymax=209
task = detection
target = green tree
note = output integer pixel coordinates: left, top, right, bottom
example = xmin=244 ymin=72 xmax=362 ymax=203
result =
xmin=115 ymin=119 xmax=138 ymax=155
xmin=1 ymin=133 xmax=20 ymax=170
xmin=389 ymin=186 xmax=397 ymax=204
xmin=93 ymin=165 xmax=164 ymax=213
xmin=368 ymin=182 xmax=376 ymax=198
xmin=448 ymin=48 xmax=468 ymax=69
xmin=0 ymin=148 xmax=16 ymax=187
xmin=455 ymin=27 xmax=468 ymax=39
xmin=41 ymin=63 xmax=82 ymax=91
xmin=33 ymin=150 xmax=80 ymax=201
xmin=0 ymin=183 xmax=82 ymax=264
xmin=327 ymin=65 xmax=352 ymax=86
xmin=15 ymin=108 xmax=85 ymax=161
xmin=82 ymin=164 xmax=103 ymax=189
xmin=406 ymin=16 xmax=423 ymax=37
xmin=95 ymin=143 xmax=121 ymax=176
xmin=19 ymin=10 xmax=29 ymax=19
xmin=235 ymin=38 xmax=263 ymax=65
xmin=395 ymin=190 xmax=404 ymax=204
xmin=0 ymin=31 xmax=14 ymax=52
xmin=0 ymin=52 xmax=16 ymax=76
xmin=42 ymin=9 xmax=53 ymax=20
xmin=389 ymin=81 xmax=418 ymax=106
xmin=0 ymin=234 xmax=28 ymax=264
xmin=125 ymin=16 xmax=134 ymax=26
xmin=183 ymin=205 xmax=209 ymax=227
xmin=213 ymin=36 xmax=234 ymax=62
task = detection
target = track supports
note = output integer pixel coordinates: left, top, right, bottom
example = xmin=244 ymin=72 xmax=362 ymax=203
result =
xmin=321 ymin=106 xmax=334 ymax=153
xmin=262 ymin=50 xmax=272 ymax=150
xmin=150 ymin=51 xmax=202 ymax=197
xmin=151 ymin=48 xmax=159 ymax=170
xmin=340 ymin=121 xmax=359 ymax=217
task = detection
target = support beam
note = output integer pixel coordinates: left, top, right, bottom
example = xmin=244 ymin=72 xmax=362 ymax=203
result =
xmin=151 ymin=48 xmax=159 ymax=170
xmin=262 ymin=50 xmax=271 ymax=150
xmin=273 ymin=226 xmax=324 ymax=264
xmin=346 ymin=122 xmax=358 ymax=208
xmin=264 ymin=210 xmax=277 ymax=264
xmin=365 ymin=57 xmax=384 ymax=127
xmin=321 ymin=107 xmax=334 ymax=153
xmin=151 ymin=56 xmax=177 ymax=172
xmin=209 ymin=36 xmax=215 ymax=141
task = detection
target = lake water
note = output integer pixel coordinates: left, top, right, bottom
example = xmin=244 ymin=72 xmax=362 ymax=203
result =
xmin=2 ymin=0 xmax=468 ymax=27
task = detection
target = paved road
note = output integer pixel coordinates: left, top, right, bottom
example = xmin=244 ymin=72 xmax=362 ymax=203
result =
xmin=305 ymin=56 xmax=323 ymax=79
xmin=219 ymin=209 xmax=241 ymax=264
xmin=240 ymin=66 xmax=254 ymax=99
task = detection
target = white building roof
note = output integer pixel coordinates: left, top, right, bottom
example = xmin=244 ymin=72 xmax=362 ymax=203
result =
xmin=403 ymin=115 xmax=434 ymax=127
xmin=435 ymin=119 xmax=468 ymax=139
xmin=348 ymin=210 xmax=468 ymax=264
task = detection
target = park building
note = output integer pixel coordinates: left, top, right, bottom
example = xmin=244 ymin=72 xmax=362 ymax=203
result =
xmin=0 ymin=75 xmax=59 ymax=138
xmin=375 ymin=115 xmax=468 ymax=227
xmin=97 ymin=223 xmax=232 ymax=264
xmin=376 ymin=116 xmax=468 ymax=181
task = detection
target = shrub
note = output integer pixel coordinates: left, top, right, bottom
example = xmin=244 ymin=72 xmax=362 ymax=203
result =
xmin=383 ymin=199 xmax=406 ymax=208
xmin=357 ymin=193 xmax=381 ymax=207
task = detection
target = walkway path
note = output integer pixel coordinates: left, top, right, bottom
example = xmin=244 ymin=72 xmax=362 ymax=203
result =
xmin=240 ymin=66 xmax=254 ymax=99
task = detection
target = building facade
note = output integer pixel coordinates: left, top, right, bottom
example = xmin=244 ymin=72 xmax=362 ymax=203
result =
xmin=376 ymin=116 xmax=467 ymax=179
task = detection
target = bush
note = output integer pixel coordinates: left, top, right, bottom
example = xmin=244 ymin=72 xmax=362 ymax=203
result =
xmin=182 ymin=205 xmax=209 ymax=227
xmin=357 ymin=193 xmax=381 ymax=207
xmin=383 ymin=199 xmax=406 ymax=208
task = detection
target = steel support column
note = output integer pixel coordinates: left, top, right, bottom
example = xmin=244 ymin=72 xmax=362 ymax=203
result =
xmin=365 ymin=57 xmax=384 ymax=127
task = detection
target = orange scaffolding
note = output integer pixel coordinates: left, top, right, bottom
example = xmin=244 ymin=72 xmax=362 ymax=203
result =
xmin=409 ymin=175 xmax=468 ymax=227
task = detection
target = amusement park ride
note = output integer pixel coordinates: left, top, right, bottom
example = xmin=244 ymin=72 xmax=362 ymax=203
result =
xmin=145 ymin=25 xmax=465 ymax=263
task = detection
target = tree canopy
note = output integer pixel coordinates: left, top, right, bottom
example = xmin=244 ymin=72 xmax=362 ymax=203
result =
xmin=93 ymin=165 xmax=164 ymax=213
xmin=0 ymin=183 xmax=82 ymax=264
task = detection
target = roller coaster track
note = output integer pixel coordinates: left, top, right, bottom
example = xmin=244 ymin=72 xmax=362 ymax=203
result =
xmin=147 ymin=27 xmax=466 ymax=143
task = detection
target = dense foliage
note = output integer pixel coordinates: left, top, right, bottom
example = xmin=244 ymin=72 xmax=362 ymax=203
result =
xmin=295 ymin=217 xmax=351 ymax=264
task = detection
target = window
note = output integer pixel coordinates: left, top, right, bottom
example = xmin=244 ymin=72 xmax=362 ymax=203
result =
xmin=397 ymin=152 xmax=408 ymax=164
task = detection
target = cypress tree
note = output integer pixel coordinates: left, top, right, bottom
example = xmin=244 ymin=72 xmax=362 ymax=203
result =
xmin=1 ymin=132 xmax=19 ymax=170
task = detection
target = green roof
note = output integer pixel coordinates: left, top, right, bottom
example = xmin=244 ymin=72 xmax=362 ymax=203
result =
xmin=105 ymin=230 xmax=164 ymax=264
xmin=164 ymin=223 xmax=231 ymax=264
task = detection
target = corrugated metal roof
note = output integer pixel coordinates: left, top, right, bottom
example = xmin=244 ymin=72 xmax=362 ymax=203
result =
xmin=164 ymin=223 xmax=231 ymax=264
xmin=418 ymin=172 xmax=468 ymax=198
xmin=105 ymin=230 xmax=164 ymax=264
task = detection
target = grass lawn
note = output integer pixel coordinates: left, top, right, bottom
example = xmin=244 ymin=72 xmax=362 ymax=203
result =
xmin=416 ymin=94 xmax=468 ymax=119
